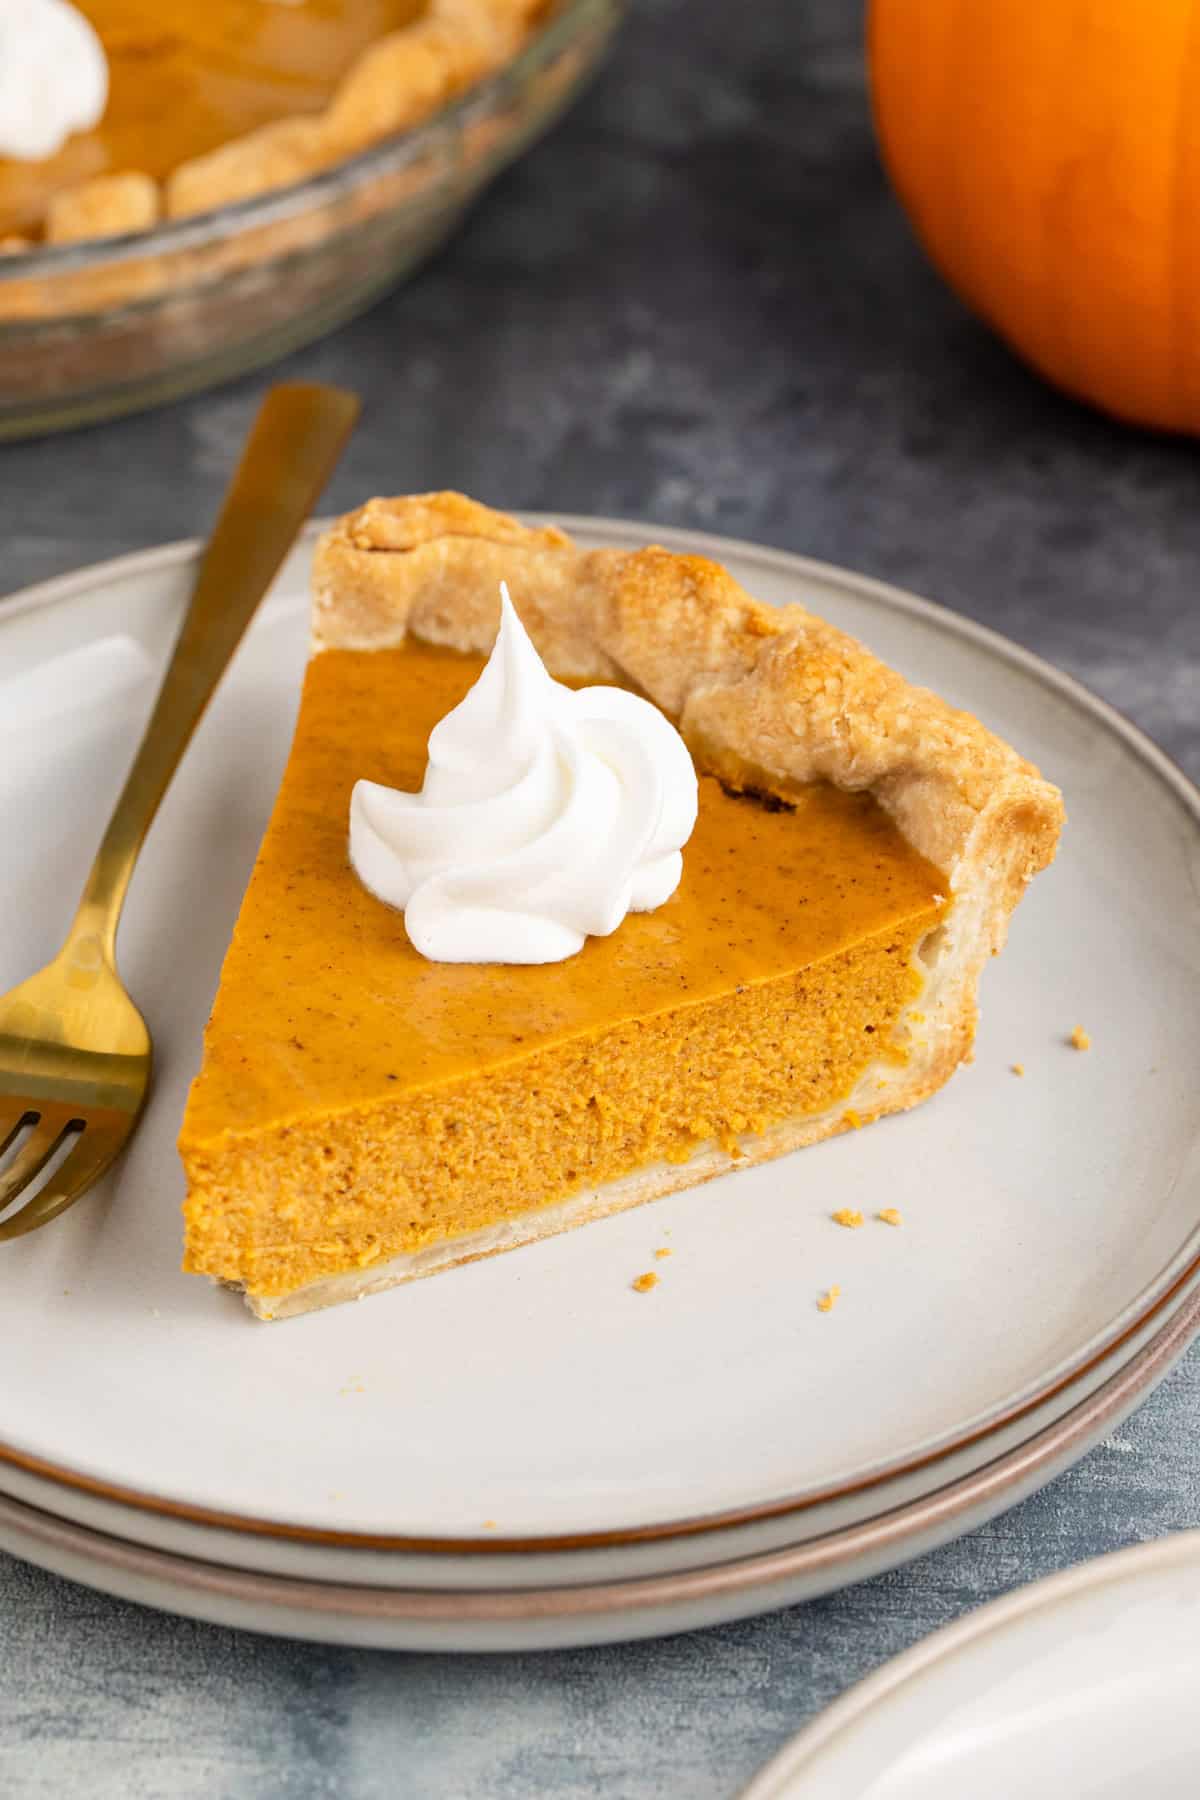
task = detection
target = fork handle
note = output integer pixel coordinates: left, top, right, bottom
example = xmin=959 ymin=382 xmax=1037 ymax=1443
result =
xmin=67 ymin=382 xmax=360 ymax=963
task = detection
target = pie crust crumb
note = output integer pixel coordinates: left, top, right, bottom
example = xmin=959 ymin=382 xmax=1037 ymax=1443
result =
xmin=877 ymin=1207 xmax=903 ymax=1227
xmin=817 ymin=1285 xmax=842 ymax=1313
xmin=1069 ymin=1025 xmax=1091 ymax=1051
xmin=831 ymin=1208 xmax=864 ymax=1229
xmin=632 ymin=1272 xmax=659 ymax=1293
xmin=1011 ymin=1062 xmax=1025 ymax=1076
xmin=655 ymin=1247 xmax=672 ymax=1259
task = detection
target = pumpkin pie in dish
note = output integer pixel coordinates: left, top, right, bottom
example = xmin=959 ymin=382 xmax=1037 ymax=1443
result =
xmin=179 ymin=493 xmax=1063 ymax=1319
xmin=0 ymin=0 xmax=551 ymax=247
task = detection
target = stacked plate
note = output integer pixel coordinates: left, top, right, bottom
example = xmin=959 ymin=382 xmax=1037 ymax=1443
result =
xmin=2 ymin=521 xmax=1198 ymax=1651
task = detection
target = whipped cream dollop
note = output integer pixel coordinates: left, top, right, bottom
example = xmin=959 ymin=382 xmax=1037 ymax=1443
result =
xmin=349 ymin=586 xmax=699 ymax=964
xmin=0 ymin=0 xmax=109 ymax=162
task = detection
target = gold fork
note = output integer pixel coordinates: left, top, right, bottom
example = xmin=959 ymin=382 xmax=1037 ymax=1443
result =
xmin=0 ymin=381 xmax=359 ymax=1241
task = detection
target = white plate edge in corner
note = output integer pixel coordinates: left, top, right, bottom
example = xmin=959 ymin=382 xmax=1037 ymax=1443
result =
xmin=739 ymin=1529 xmax=1200 ymax=1799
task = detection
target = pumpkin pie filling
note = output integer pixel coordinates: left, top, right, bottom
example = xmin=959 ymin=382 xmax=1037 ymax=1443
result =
xmin=0 ymin=0 xmax=428 ymax=237
xmin=180 ymin=640 xmax=948 ymax=1301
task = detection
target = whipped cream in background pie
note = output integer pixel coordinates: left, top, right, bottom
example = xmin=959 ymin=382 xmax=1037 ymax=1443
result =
xmin=0 ymin=0 xmax=108 ymax=162
xmin=349 ymin=584 xmax=700 ymax=964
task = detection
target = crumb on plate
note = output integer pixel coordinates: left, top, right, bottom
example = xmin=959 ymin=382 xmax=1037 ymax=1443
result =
xmin=1069 ymin=1025 xmax=1091 ymax=1051
xmin=817 ymin=1285 xmax=842 ymax=1313
xmin=1011 ymin=1062 xmax=1025 ymax=1077
xmin=877 ymin=1207 xmax=903 ymax=1227
xmin=632 ymin=1271 xmax=658 ymax=1294
xmin=831 ymin=1208 xmax=864 ymax=1229
xmin=655 ymin=1246 xmax=672 ymax=1259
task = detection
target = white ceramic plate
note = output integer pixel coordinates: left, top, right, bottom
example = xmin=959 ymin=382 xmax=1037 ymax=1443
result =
xmin=0 ymin=1243 xmax=1194 ymax=1596
xmin=743 ymin=1530 xmax=1200 ymax=1798
xmin=0 ymin=1308 xmax=1194 ymax=1651
xmin=2 ymin=519 xmax=1198 ymax=1561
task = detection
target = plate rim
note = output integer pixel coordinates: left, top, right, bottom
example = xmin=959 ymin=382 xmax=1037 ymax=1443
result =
xmin=739 ymin=1524 xmax=1200 ymax=1797
xmin=2 ymin=1280 xmax=1196 ymax=1649
xmin=2 ymin=513 xmax=1199 ymax=1555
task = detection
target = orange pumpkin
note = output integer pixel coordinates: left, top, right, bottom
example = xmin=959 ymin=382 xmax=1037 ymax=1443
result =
xmin=869 ymin=0 xmax=1200 ymax=433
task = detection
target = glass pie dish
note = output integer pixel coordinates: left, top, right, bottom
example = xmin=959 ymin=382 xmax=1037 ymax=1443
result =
xmin=0 ymin=0 xmax=626 ymax=441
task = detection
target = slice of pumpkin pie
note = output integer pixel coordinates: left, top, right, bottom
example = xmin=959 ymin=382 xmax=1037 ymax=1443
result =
xmin=179 ymin=493 xmax=1063 ymax=1319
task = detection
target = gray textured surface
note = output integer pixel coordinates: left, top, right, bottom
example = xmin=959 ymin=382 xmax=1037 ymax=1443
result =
xmin=3 ymin=1 xmax=1200 ymax=1794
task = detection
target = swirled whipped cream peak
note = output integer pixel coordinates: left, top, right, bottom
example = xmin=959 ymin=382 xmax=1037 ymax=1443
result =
xmin=0 ymin=0 xmax=109 ymax=162
xmin=349 ymin=585 xmax=699 ymax=964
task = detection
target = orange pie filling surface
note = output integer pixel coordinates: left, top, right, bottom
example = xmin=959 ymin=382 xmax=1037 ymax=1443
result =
xmin=180 ymin=642 xmax=949 ymax=1298
xmin=0 ymin=0 xmax=427 ymax=236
